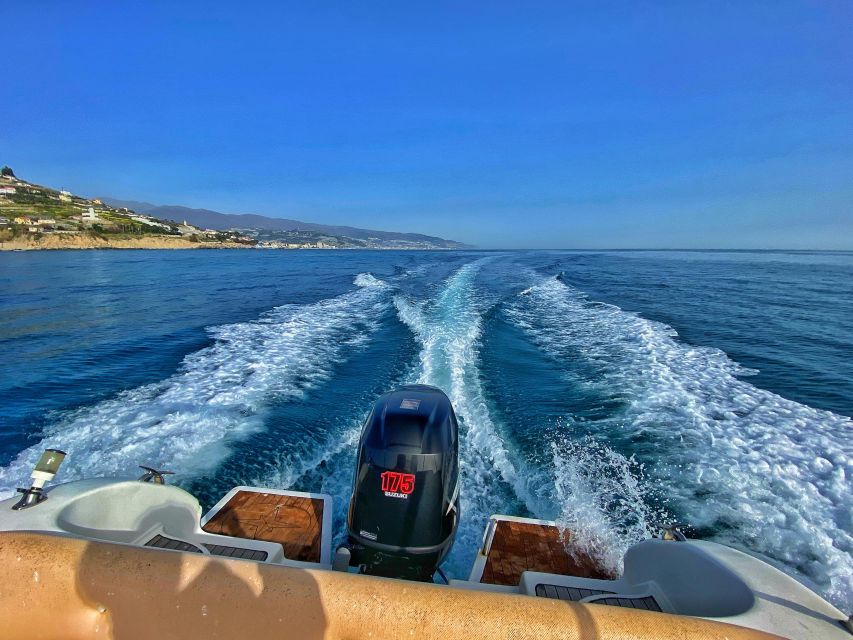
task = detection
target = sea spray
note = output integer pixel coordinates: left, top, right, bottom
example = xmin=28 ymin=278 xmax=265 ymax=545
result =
xmin=551 ymin=435 xmax=667 ymax=575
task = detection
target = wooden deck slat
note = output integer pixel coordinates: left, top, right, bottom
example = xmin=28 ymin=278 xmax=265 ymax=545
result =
xmin=202 ymin=491 xmax=324 ymax=563
xmin=481 ymin=520 xmax=612 ymax=586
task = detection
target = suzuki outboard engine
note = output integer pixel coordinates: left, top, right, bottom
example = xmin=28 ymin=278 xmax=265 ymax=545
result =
xmin=347 ymin=385 xmax=459 ymax=581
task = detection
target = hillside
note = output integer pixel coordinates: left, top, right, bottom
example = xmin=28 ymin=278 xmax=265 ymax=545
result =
xmin=0 ymin=170 xmax=253 ymax=250
xmin=0 ymin=167 xmax=471 ymax=251
xmin=103 ymin=198 xmax=472 ymax=249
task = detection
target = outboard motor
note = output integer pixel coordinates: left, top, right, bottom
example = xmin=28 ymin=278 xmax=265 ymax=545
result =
xmin=347 ymin=385 xmax=459 ymax=581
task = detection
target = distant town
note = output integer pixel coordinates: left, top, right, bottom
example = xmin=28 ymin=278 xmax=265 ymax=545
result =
xmin=0 ymin=167 xmax=467 ymax=251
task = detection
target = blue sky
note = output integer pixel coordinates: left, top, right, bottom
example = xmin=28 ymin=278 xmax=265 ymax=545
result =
xmin=3 ymin=2 xmax=852 ymax=248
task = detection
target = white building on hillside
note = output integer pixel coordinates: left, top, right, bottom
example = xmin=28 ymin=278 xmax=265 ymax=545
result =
xmin=129 ymin=214 xmax=171 ymax=230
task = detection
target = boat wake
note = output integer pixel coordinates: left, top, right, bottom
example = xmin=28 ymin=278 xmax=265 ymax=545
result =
xmin=394 ymin=261 xmax=537 ymax=575
xmin=0 ymin=273 xmax=391 ymax=498
xmin=507 ymin=275 xmax=853 ymax=608
xmin=393 ymin=262 xmax=666 ymax=578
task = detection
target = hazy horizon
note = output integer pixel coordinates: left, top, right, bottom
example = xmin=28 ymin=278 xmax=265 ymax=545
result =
xmin=3 ymin=2 xmax=852 ymax=250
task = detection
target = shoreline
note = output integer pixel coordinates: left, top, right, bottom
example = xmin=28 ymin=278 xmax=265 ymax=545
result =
xmin=0 ymin=236 xmax=465 ymax=251
xmin=0 ymin=235 xmax=254 ymax=251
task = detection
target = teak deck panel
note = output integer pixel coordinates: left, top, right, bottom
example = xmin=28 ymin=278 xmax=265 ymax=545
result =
xmin=202 ymin=490 xmax=324 ymax=563
xmin=481 ymin=520 xmax=612 ymax=586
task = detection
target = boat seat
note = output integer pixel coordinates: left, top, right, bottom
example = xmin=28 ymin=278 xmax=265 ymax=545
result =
xmin=622 ymin=540 xmax=754 ymax=617
xmin=526 ymin=540 xmax=755 ymax=618
xmin=55 ymin=481 xmax=203 ymax=544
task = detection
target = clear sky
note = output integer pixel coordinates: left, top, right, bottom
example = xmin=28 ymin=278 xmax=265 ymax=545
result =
xmin=3 ymin=2 xmax=852 ymax=249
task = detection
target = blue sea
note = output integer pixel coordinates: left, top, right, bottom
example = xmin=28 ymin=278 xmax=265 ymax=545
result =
xmin=1 ymin=249 xmax=851 ymax=607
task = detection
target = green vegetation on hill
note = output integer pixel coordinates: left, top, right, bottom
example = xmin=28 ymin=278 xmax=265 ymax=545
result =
xmin=0 ymin=172 xmax=252 ymax=247
xmin=1 ymin=169 xmax=464 ymax=250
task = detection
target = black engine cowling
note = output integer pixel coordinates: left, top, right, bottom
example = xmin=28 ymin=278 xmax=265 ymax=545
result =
xmin=347 ymin=384 xmax=459 ymax=581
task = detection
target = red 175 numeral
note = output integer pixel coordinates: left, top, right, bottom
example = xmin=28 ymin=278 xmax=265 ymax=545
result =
xmin=381 ymin=471 xmax=415 ymax=495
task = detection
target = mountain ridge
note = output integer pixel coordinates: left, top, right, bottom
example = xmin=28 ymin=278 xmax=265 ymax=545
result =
xmin=103 ymin=198 xmax=472 ymax=248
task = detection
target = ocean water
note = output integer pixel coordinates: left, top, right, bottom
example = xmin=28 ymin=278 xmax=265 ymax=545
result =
xmin=0 ymin=249 xmax=851 ymax=607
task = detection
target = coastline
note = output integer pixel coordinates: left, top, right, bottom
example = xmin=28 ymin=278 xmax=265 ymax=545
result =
xmin=0 ymin=234 xmax=253 ymax=251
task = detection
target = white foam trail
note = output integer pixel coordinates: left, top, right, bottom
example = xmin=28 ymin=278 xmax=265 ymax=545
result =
xmin=551 ymin=435 xmax=667 ymax=575
xmin=394 ymin=261 xmax=537 ymax=574
xmin=508 ymin=275 xmax=853 ymax=608
xmin=0 ymin=274 xmax=390 ymax=497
